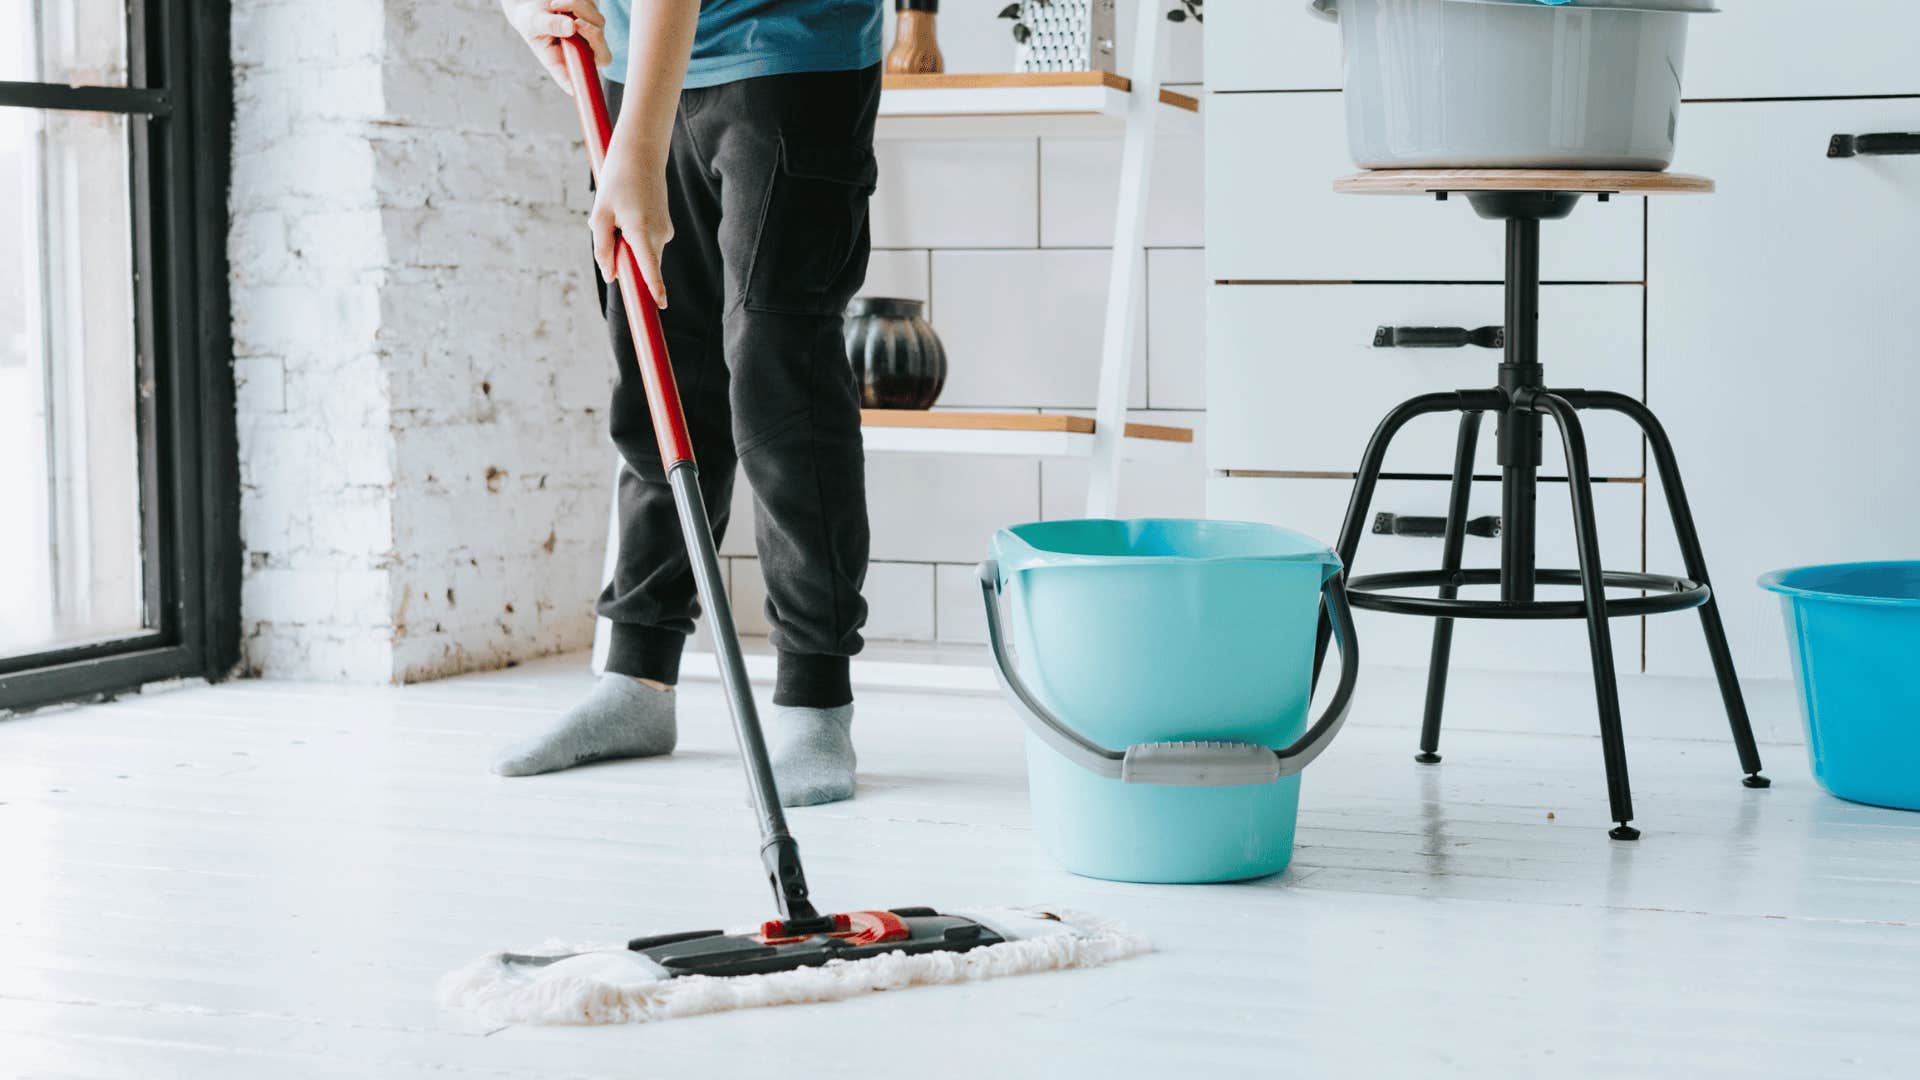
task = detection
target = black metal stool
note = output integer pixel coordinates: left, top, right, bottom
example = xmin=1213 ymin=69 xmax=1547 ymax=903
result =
xmin=1319 ymin=170 xmax=1769 ymax=841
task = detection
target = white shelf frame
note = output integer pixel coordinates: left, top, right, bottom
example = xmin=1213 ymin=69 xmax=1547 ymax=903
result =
xmin=874 ymin=71 xmax=1199 ymax=140
xmin=1084 ymin=0 xmax=1168 ymax=518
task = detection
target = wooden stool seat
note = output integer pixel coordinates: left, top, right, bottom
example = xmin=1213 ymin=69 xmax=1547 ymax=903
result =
xmin=1335 ymin=169 xmax=1714 ymax=196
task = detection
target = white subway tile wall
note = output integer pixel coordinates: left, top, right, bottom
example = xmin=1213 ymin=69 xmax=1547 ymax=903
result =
xmin=1039 ymin=133 xmax=1204 ymax=249
xmin=867 ymin=454 xmax=1045 ymax=565
xmin=1145 ymin=248 xmax=1205 ymax=410
xmin=716 ymin=472 xmax=759 ymax=560
xmin=859 ymin=249 xmax=933 ymax=307
xmin=871 ymin=139 xmax=1039 ymax=249
xmin=934 ymin=562 xmax=992 ymax=645
xmin=929 ymin=248 xmax=1148 ymax=410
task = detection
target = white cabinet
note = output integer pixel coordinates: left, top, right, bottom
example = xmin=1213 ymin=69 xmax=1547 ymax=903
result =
xmin=1207 ymin=0 xmax=1341 ymax=93
xmin=1647 ymin=97 xmax=1920 ymax=681
xmin=1210 ymin=475 xmax=1643 ymax=673
xmin=1208 ymin=283 xmax=1646 ymax=477
xmin=1684 ymin=1 xmax=1920 ymax=101
xmin=1206 ymin=93 xmax=1645 ymax=282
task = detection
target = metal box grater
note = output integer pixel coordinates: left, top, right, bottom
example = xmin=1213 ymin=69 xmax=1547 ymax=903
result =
xmin=1016 ymin=0 xmax=1117 ymax=74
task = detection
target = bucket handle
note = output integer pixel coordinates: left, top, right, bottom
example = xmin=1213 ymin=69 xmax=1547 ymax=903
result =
xmin=976 ymin=560 xmax=1361 ymax=787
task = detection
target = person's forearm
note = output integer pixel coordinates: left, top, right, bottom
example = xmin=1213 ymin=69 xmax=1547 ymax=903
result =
xmin=611 ymin=0 xmax=699 ymax=169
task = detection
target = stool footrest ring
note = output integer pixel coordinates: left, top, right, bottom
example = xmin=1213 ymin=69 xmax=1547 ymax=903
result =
xmin=1347 ymin=568 xmax=1708 ymax=620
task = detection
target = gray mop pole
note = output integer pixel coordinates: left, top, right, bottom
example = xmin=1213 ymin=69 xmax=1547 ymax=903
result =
xmin=668 ymin=464 xmax=821 ymax=924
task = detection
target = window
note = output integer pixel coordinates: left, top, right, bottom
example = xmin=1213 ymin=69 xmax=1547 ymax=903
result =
xmin=0 ymin=1 xmax=237 ymax=709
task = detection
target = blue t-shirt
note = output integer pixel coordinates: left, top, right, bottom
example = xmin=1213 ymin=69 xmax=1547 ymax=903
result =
xmin=603 ymin=0 xmax=882 ymax=89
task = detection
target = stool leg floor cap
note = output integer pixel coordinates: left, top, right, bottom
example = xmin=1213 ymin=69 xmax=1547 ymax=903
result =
xmin=1609 ymin=823 xmax=1642 ymax=842
xmin=1414 ymin=752 xmax=1443 ymax=765
xmin=1743 ymin=773 xmax=1772 ymax=789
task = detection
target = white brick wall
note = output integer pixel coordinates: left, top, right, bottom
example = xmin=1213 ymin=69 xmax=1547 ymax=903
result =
xmin=231 ymin=0 xmax=1206 ymax=679
xmin=232 ymin=0 xmax=609 ymax=681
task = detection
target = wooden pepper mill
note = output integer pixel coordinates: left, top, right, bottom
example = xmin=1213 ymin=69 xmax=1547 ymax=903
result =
xmin=886 ymin=0 xmax=944 ymax=74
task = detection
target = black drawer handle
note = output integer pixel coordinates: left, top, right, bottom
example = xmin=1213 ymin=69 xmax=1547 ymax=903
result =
xmin=1373 ymin=325 xmax=1505 ymax=350
xmin=1373 ymin=512 xmax=1502 ymax=539
xmin=1828 ymin=132 xmax=1920 ymax=158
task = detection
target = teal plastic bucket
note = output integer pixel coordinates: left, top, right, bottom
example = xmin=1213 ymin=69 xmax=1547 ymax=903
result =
xmin=980 ymin=519 xmax=1357 ymax=884
xmin=1760 ymin=562 xmax=1920 ymax=812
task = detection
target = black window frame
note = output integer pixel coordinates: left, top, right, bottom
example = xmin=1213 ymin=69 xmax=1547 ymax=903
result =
xmin=0 ymin=0 xmax=239 ymax=711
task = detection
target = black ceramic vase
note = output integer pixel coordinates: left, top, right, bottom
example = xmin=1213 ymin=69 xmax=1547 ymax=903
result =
xmin=842 ymin=297 xmax=947 ymax=409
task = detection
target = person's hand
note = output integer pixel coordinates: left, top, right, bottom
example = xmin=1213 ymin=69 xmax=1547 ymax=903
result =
xmin=591 ymin=144 xmax=673 ymax=309
xmin=501 ymin=0 xmax=611 ymax=95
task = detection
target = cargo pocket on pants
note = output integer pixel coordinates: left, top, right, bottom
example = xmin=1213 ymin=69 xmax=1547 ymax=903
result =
xmin=744 ymin=136 xmax=878 ymax=316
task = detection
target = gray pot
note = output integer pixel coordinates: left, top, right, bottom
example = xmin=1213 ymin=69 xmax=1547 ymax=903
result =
xmin=1311 ymin=0 xmax=1718 ymax=170
xmin=843 ymin=297 xmax=947 ymax=410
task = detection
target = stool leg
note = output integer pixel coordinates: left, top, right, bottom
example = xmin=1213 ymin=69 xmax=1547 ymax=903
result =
xmin=1535 ymin=393 xmax=1638 ymax=840
xmin=1313 ymin=392 xmax=1483 ymax=689
xmin=1418 ymin=410 xmax=1484 ymax=765
xmin=1579 ymin=392 xmax=1769 ymax=788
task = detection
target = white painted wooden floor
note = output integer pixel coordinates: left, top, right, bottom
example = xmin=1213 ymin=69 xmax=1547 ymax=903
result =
xmin=5 ymin=655 xmax=1918 ymax=1079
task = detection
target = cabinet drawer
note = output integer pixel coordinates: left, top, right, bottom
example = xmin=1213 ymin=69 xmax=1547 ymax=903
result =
xmin=1207 ymin=0 xmax=1340 ymax=93
xmin=1206 ymin=93 xmax=1645 ymax=282
xmin=1684 ymin=1 xmax=1919 ymax=101
xmin=1209 ymin=475 xmax=1643 ymax=674
xmin=1208 ymin=284 xmax=1645 ymax=478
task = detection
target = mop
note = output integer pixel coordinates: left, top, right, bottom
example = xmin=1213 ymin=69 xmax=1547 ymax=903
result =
xmin=437 ymin=36 xmax=1147 ymax=1026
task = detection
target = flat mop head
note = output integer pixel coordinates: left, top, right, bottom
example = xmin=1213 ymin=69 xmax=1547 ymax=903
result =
xmin=439 ymin=907 xmax=1148 ymax=1025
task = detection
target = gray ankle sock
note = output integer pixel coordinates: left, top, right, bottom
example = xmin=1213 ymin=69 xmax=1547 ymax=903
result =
xmin=767 ymin=704 xmax=856 ymax=807
xmin=493 ymin=675 xmax=677 ymax=777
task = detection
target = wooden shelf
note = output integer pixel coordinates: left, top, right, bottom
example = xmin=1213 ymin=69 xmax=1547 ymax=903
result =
xmin=877 ymin=71 xmax=1199 ymax=139
xmin=1334 ymin=170 xmax=1715 ymax=196
xmin=860 ymin=409 xmax=1193 ymax=462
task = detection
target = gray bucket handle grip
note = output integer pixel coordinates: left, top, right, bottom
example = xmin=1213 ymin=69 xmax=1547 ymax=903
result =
xmin=977 ymin=559 xmax=1360 ymax=787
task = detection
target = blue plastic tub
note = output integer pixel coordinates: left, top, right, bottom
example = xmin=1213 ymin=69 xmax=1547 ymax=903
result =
xmin=979 ymin=520 xmax=1357 ymax=883
xmin=1760 ymin=562 xmax=1920 ymax=812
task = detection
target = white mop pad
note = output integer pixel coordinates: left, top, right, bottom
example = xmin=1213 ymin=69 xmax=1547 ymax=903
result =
xmin=438 ymin=907 xmax=1149 ymax=1026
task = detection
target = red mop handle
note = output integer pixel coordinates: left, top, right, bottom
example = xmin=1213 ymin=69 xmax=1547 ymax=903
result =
xmin=560 ymin=35 xmax=695 ymax=467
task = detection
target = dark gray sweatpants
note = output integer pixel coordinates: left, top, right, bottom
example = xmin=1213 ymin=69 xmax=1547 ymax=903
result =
xmin=596 ymin=67 xmax=879 ymax=708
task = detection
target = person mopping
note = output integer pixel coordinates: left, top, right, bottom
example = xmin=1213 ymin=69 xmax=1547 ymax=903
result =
xmin=439 ymin=7 xmax=1149 ymax=1024
xmin=490 ymin=0 xmax=881 ymax=806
